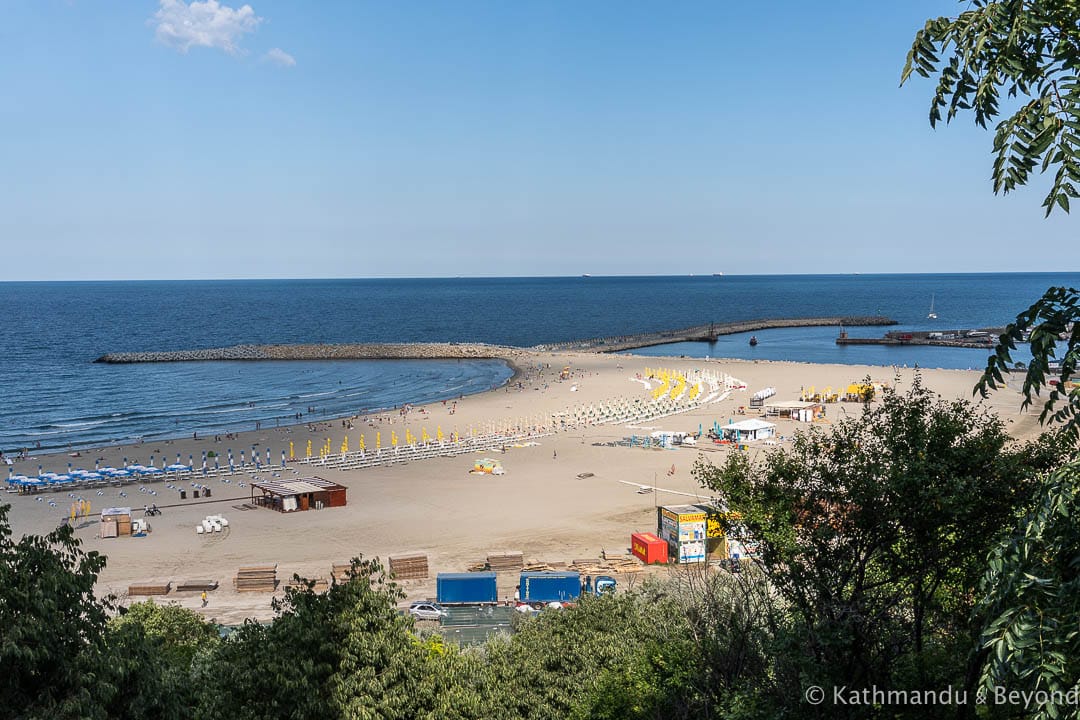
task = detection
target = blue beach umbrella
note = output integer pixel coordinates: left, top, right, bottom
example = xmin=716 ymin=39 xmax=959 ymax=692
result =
xmin=281 ymin=450 xmax=285 ymax=467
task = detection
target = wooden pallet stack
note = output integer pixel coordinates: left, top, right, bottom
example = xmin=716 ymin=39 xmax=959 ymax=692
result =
xmin=486 ymin=551 xmax=524 ymax=572
xmin=128 ymin=581 xmax=171 ymax=596
xmin=388 ymin=553 xmax=429 ymax=580
xmin=175 ymin=580 xmax=219 ymax=592
xmin=234 ymin=565 xmax=278 ymax=592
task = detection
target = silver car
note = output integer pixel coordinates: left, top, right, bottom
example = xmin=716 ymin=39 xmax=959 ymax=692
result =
xmin=408 ymin=602 xmax=448 ymax=621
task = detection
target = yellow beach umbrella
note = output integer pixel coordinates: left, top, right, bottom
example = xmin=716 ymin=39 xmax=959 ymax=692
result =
xmin=289 ymin=441 xmax=295 ymax=460
xmin=376 ymin=432 xmax=381 ymax=449
xmin=306 ymin=439 xmax=312 ymax=458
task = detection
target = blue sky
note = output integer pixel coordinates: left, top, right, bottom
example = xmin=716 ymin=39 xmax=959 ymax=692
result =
xmin=1 ymin=0 xmax=1073 ymax=280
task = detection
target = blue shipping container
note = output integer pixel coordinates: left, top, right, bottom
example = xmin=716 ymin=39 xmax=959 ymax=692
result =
xmin=437 ymin=572 xmax=498 ymax=605
xmin=519 ymin=571 xmax=581 ymax=603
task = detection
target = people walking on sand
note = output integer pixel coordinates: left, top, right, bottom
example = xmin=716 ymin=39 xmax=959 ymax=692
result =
xmin=553 ymin=450 xmax=557 ymax=460
xmin=201 ymin=591 xmax=208 ymax=607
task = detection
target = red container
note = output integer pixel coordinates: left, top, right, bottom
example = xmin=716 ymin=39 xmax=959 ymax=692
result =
xmin=631 ymin=532 xmax=668 ymax=564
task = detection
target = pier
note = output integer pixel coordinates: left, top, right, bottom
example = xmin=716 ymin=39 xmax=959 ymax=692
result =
xmin=94 ymin=316 xmax=897 ymax=364
xmin=836 ymin=327 xmax=1005 ymax=349
xmin=536 ymin=316 xmax=897 ymax=353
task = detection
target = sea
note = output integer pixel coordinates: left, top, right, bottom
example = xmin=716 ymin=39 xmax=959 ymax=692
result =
xmin=1 ymin=273 xmax=1076 ymax=452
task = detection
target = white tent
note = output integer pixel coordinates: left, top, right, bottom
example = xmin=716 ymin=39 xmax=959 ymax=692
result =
xmin=722 ymin=419 xmax=776 ymax=442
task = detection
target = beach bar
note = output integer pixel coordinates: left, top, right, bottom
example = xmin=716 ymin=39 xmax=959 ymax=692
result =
xmin=763 ymin=400 xmax=823 ymax=422
xmin=250 ymin=476 xmax=347 ymax=512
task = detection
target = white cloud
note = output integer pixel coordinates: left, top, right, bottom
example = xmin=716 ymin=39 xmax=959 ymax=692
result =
xmin=263 ymin=47 xmax=296 ymax=67
xmin=153 ymin=0 xmax=262 ymax=55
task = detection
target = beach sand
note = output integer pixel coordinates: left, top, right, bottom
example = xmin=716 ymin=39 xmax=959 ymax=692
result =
xmin=3 ymin=352 xmax=1043 ymax=623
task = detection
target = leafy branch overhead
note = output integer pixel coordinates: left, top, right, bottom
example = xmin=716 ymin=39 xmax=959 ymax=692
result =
xmin=902 ymin=0 xmax=1080 ymax=215
xmin=976 ymin=286 xmax=1080 ymax=440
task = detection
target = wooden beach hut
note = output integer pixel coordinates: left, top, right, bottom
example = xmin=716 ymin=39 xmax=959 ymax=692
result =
xmin=250 ymin=476 xmax=347 ymax=513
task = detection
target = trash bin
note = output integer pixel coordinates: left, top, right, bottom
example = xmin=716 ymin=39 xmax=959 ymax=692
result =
xmin=193 ymin=490 xmax=200 ymax=499
xmin=180 ymin=490 xmax=187 ymax=500
xmin=204 ymin=487 xmax=212 ymax=498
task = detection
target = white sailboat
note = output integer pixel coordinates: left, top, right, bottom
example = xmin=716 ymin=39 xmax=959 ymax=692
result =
xmin=928 ymin=294 xmax=937 ymax=320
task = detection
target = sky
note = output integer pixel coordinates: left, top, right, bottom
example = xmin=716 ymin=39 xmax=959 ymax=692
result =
xmin=0 ymin=0 xmax=1075 ymax=280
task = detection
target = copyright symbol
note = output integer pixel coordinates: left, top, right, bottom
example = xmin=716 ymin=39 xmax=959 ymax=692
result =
xmin=805 ymin=686 xmax=825 ymax=705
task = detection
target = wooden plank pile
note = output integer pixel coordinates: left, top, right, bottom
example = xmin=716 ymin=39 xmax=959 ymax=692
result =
xmin=570 ymin=556 xmax=644 ymax=574
xmin=388 ymin=553 xmax=429 ymax=580
xmin=520 ymin=560 xmax=570 ymax=572
xmin=128 ymin=581 xmax=171 ymax=596
xmin=234 ymin=565 xmax=278 ymax=592
xmin=331 ymin=563 xmax=355 ymax=582
xmin=486 ymin=551 xmax=523 ymax=572
xmin=175 ymin=580 xmax=219 ymax=592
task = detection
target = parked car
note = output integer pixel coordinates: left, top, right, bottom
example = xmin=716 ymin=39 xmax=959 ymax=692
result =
xmin=408 ymin=602 xmax=448 ymax=621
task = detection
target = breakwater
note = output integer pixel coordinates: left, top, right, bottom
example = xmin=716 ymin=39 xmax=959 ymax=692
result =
xmin=95 ymin=343 xmax=527 ymax=364
xmin=534 ymin=316 xmax=897 ymax=353
xmin=94 ymin=317 xmax=897 ymax=364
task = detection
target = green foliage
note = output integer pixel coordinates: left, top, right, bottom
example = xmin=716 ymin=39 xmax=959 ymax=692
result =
xmin=101 ymin=601 xmax=220 ymax=720
xmin=902 ymin=0 xmax=1080 ymax=215
xmin=694 ymin=377 xmax=1060 ymax=712
xmin=978 ymin=286 xmax=1080 ymax=441
xmin=0 ymin=503 xmax=113 ymax=720
xmin=480 ymin=588 xmax=690 ymax=719
xmin=110 ymin=600 xmax=219 ymax=668
xmin=193 ymin=557 xmax=463 ymax=720
xmin=978 ymin=460 xmax=1080 ymax=720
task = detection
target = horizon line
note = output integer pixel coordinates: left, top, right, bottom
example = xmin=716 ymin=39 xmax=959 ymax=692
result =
xmin=1 ymin=270 xmax=1078 ymax=284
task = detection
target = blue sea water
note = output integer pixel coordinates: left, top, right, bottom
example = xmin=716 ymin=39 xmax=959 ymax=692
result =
xmin=0 ymin=273 xmax=1076 ymax=451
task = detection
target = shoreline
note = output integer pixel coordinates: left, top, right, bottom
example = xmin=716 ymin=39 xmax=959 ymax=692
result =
xmin=2 ymin=352 xmax=1042 ymax=625
xmin=7 ymin=350 xmax=1005 ymax=473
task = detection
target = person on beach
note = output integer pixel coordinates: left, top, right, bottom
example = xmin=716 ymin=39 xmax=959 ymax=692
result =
xmin=201 ymin=591 xmax=208 ymax=607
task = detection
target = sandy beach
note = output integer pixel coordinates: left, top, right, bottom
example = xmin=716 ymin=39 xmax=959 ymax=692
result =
xmin=3 ymin=352 xmax=1042 ymax=623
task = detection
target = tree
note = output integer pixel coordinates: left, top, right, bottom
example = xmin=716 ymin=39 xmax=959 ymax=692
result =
xmin=0 ymin=504 xmax=113 ymax=720
xmin=103 ymin=601 xmax=220 ymax=720
xmin=193 ymin=558 xmax=467 ymax=720
xmin=978 ymin=460 xmax=1080 ymax=720
xmin=694 ymin=378 xmax=1062 ymax=717
xmin=902 ymin=0 xmax=1080 ymax=216
xmin=977 ymin=286 xmax=1080 ymax=442
xmin=902 ymin=3 xmax=1080 ymax=442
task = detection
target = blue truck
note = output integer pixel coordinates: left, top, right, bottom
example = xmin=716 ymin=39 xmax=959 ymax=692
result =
xmin=436 ymin=572 xmax=498 ymax=605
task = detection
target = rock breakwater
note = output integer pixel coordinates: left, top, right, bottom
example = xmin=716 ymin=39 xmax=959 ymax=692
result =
xmin=95 ymin=342 xmax=527 ymax=364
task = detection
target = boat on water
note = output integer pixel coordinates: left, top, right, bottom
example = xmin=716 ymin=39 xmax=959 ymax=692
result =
xmin=749 ymin=336 xmax=758 ymax=346
xmin=928 ymin=294 xmax=937 ymax=320
xmin=712 ymin=273 xmax=723 ymax=277
xmin=582 ymin=274 xmax=592 ymax=278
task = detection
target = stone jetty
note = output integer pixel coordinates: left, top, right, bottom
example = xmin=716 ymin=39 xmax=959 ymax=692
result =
xmin=95 ymin=342 xmax=528 ymax=364
xmin=95 ymin=316 xmax=896 ymax=364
